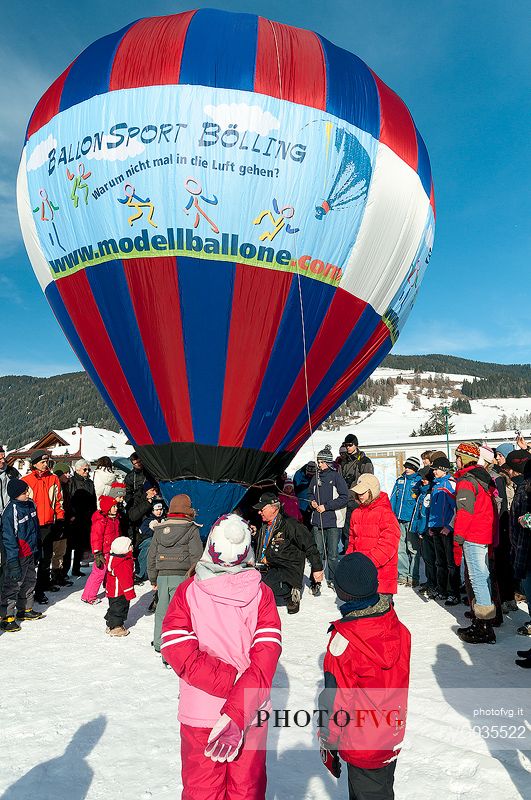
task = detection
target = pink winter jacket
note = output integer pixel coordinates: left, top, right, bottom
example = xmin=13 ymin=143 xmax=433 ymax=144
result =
xmin=161 ymin=569 xmax=281 ymax=729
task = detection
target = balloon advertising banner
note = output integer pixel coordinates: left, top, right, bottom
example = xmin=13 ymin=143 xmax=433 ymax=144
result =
xmin=18 ymin=10 xmax=435 ymax=528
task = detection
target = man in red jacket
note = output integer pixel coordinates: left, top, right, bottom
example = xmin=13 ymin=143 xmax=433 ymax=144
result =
xmin=319 ymin=553 xmax=411 ymax=800
xmin=453 ymin=442 xmax=497 ymax=645
xmin=23 ymin=450 xmax=65 ymax=604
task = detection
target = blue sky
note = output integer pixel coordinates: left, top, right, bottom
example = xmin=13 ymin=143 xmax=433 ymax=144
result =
xmin=1 ymin=0 xmax=529 ymax=375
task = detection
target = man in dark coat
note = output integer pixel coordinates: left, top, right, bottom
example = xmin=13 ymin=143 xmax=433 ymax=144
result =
xmin=63 ymin=459 xmax=96 ymax=579
xmin=252 ymin=492 xmax=324 ymax=614
xmin=125 ymin=453 xmax=158 ymax=539
xmin=338 ymin=434 xmax=374 ymax=546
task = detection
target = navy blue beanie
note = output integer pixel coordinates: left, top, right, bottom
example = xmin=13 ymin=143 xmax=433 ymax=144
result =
xmin=7 ymin=479 xmax=29 ymax=500
xmin=334 ymin=553 xmax=379 ymax=601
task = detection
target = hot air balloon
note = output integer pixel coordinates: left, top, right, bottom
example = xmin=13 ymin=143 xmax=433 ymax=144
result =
xmin=17 ymin=9 xmax=434 ymax=532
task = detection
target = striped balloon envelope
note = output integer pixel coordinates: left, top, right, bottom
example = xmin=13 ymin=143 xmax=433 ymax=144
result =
xmin=17 ymin=9 xmax=434 ymax=529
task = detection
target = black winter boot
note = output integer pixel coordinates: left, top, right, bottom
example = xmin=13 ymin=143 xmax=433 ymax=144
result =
xmin=286 ymin=588 xmax=301 ymax=614
xmin=457 ymin=619 xmax=496 ymax=644
xmin=16 ymin=608 xmax=44 ymax=621
xmin=1 ymin=616 xmax=21 ymax=632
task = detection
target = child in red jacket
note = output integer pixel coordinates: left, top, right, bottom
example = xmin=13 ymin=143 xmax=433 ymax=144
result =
xmin=81 ymin=495 xmax=120 ymax=605
xmin=105 ymin=536 xmax=136 ymax=637
xmin=319 ymin=553 xmax=411 ymax=800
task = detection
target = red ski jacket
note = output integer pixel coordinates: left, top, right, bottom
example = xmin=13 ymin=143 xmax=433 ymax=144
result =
xmin=321 ymin=601 xmax=411 ymax=769
xmin=347 ymin=493 xmax=401 ymax=595
xmin=23 ymin=469 xmax=64 ymax=527
xmin=106 ymin=552 xmax=135 ymax=600
xmin=90 ymin=510 xmax=120 ymax=556
xmin=454 ymin=466 xmax=496 ymax=546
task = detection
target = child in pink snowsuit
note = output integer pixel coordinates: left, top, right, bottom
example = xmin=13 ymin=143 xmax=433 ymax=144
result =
xmin=162 ymin=514 xmax=282 ymax=800
xmin=81 ymin=495 xmax=120 ymax=604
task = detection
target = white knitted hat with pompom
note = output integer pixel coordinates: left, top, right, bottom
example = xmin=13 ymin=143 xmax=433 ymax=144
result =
xmin=110 ymin=536 xmax=132 ymax=555
xmin=205 ymin=514 xmax=254 ymax=568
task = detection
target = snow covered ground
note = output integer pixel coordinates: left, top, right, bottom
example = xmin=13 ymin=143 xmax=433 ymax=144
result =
xmin=1 ymin=576 xmax=530 ymax=800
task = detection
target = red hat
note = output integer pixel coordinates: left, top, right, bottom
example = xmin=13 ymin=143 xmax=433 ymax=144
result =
xmin=99 ymin=495 xmax=118 ymax=514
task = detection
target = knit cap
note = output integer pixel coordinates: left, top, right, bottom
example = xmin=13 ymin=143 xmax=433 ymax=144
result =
xmin=109 ymin=481 xmax=126 ymax=499
xmin=7 ymin=478 xmax=29 ymax=500
xmin=317 ymin=445 xmax=334 ymax=464
xmin=404 ymin=456 xmax=421 ymax=471
xmin=53 ymin=461 xmax=71 ymax=476
xmin=343 ymin=434 xmax=359 ymax=446
xmin=204 ymin=514 xmax=253 ymax=568
xmin=495 ymin=442 xmax=514 ymax=459
xmin=99 ymin=495 xmax=118 ymax=515
xmin=504 ymin=449 xmax=531 ymax=474
xmin=479 ymin=444 xmax=495 ymax=465
xmin=334 ymin=552 xmax=379 ymax=602
xmin=110 ymin=536 xmax=132 ymax=555
xmin=30 ymin=450 xmax=48 ymax=466
xmin=169 ymin=494 xmax=196 ymax=517
xmin=455 ymin=441 xmax=480 ymax=466
xmin=432 ymin=456 xmax=452 ymax=471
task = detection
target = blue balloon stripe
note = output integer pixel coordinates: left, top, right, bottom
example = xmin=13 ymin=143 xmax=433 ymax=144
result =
xmin=415 ymin=125 xmax=432 ymax=198
xmin=179 ymin=9 xmax=258 ymax=91
xmin=243 ymin=276 xmax=336 ymax=450
xmin=85 ymin=260 xmax=171 ymax=443
xmin=45 ymin=281 xmax=132 ymax=440
xmin=177 ymin=257 xmax=235 ymax=445
xmin=59 ymin=21 xmax=137 ymax=112
xmin=276 ymin=304 xmax=381 ymax=453
xmin=318 ymin=35 xmax=380 ymax=140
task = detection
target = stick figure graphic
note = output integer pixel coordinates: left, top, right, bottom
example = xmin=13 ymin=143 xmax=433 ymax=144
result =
xmin=253 ymin=198 xmax=300 ymax=241
xmin=33 ymin=188 xmax=66 ymax=252
xmin=118 ymin=183 xmax=158 ymax=228
xmin=183 ymin=177 xmax=219 ymax=233
xmin=66 ymin=163 xmax=92 ymax=208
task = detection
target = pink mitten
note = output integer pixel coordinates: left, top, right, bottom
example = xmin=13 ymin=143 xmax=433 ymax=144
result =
xmin=204 ymin=714 xmax=243 ymax=763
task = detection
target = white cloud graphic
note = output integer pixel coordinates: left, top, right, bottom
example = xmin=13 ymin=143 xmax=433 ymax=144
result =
xmin=26 ymin=135 xmax=57 ymax=172
xmin=85 ymin=134 xmax=145 ymax=161
xmin=204 ymin=103 xmax=280 ymax=136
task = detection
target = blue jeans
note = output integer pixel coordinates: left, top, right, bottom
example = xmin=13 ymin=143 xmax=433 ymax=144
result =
xmin=398 ymin=522 xmax=420 ymax=582
xmin=137 ymin=537 xmax=152 ymax=580
xmin=312 ymin=526 xmax=340 ymax=584
xmin=463 ymin=541 xmax=491 ymax=607
xmin=521 ymin=569 xmax=531 ymax=618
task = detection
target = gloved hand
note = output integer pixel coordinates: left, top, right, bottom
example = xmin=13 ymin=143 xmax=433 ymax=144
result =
xmin=6 ymin=559 xmax=22 ymax=583
xmin=204 ymin=714 xmax=243 ymax=763
xmin=94 ymin=551 xmax=105 ymax=569
xmin=318 ymin=731 xmax=341 ymax=778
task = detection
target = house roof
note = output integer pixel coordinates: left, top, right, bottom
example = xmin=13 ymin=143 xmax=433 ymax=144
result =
xmin=8 ymin=425 xmax=133 ymax=465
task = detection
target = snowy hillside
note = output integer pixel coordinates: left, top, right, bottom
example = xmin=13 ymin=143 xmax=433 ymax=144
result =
xmin=290 ymin=368 xmax=530 ymax=473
